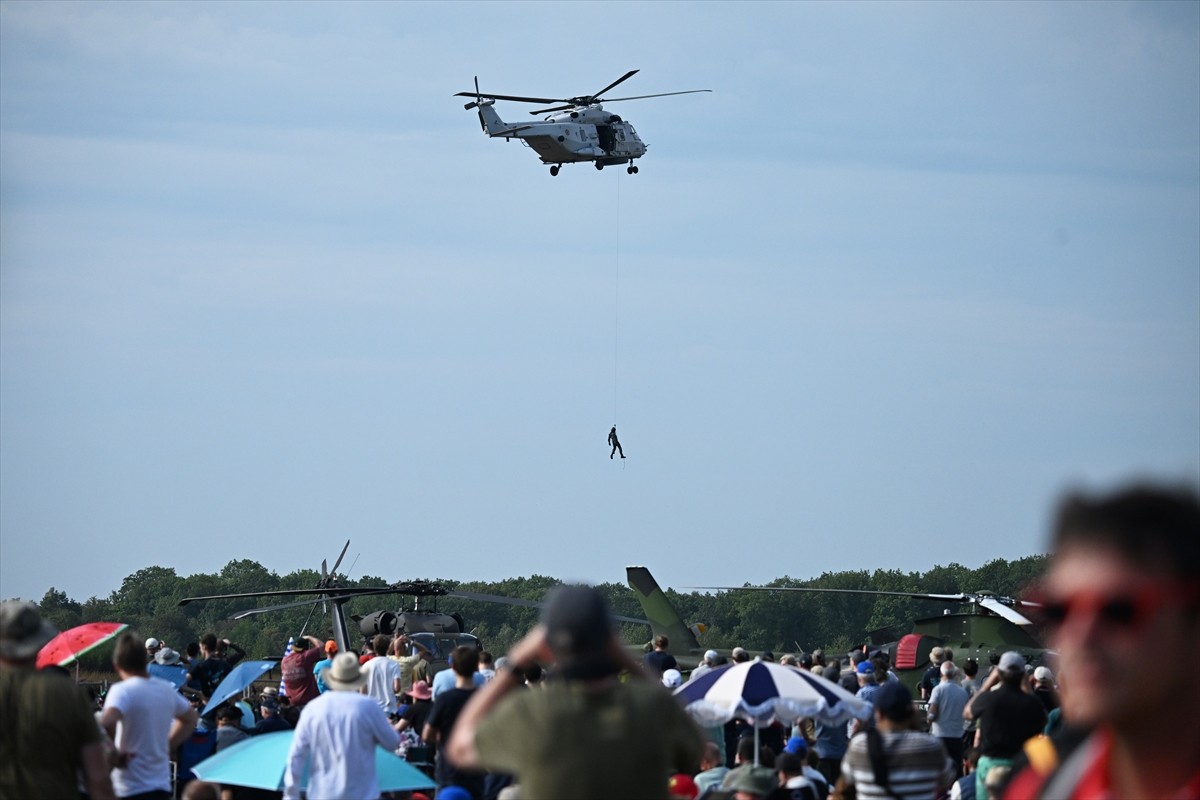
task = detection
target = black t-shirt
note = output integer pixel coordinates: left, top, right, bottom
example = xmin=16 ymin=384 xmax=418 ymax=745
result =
xmin=426 ymin=687 xmax=483 ymax=792
xmin=402 ymin=698 xmax=432 ymax=734
xmin=643 ymin=650 xmax=678 ymax=677
xmin=919 ymin=664 xmax=941 ymax=697
xmin=189 ymin=657 xmax=232 ymax=698
xmin=972 ymin=683 xmax=1047 ymax=758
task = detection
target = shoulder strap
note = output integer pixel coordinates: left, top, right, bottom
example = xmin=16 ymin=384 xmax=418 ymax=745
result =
xmin=865 ymin=728 xmax=906 ymax=800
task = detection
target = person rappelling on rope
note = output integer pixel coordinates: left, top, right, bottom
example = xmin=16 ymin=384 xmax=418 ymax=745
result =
xmin=608 ymin=425 xmax=626 ymax=459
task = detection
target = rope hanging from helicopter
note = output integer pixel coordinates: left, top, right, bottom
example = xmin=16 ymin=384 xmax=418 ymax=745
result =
xmin=613 ymin=171 xmax=625 ymax=470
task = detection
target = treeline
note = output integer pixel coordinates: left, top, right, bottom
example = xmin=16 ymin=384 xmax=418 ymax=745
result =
xmin=28 ymin=555 xmax=1047 ymax=669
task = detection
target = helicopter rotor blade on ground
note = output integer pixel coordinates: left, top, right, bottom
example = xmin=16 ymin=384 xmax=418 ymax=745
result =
xmin=978 ymin=597 xmax=1035 ymax=626
xmin=688 ymin=585 xmax=971 ymax=603
xmin=447 ymin=590 xmax=647 ymax=626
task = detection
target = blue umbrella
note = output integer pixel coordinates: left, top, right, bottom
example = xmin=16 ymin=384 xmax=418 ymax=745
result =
xmin=201 ymin=660 xmax=276 ymax=717
xmin=674 ymin=659 xmax=872 ymax=765
xmin=191 ymin=730 xmax=435 ymax=791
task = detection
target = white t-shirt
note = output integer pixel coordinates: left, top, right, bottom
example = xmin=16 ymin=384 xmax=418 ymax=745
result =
xmin=361 ymin=655 xmax=403 ymax=714
xmin=105 ymin=676 xmax=191 ymax=796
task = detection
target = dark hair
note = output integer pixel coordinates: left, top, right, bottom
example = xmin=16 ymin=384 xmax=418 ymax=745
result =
xmin=776 ymin=752 xmax=803 ymax=776
xmin=479 ymin=650 xmax=494 ymax=666
xmin=113 ymin=632 xmax=148 ymax=673
xmin=654 ymin=634 xmax=669 ymax=650
xmin=1053 ymin=484 xmax=1200 ymax=580
xmin=200 ymin=633 xmax=218 ymax=652
xmin=373 ymin=635 xmax=390 ymax=656
xmin=186 ymin=642 xmax=200 ymax=658
xmin=292 ymin=637 xmax=309 ymax=651
xmin=964 ymin=658 xmax=978 ymax=677
xmin=451 ymin=645 xmax=479 ymax=677
xmin=736 ymin=736 xmax=775 ymax=767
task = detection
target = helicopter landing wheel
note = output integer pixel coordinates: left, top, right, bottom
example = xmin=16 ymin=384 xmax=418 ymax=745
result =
xmin=595 ymin=162 xmax=604 ymax=171
xmin=550 ymin=165 xmax=560 ymax=176
xmin=627 ymin=165 xmax=639 ymax=175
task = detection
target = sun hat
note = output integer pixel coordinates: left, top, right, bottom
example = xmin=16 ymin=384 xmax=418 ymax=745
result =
xmin=930 ymin=646 xmax=945 ymax=664
xmin=410 ymin=680 xmax=433 ymax=701
xmin=0 ymin=601 xmax=58 ymax=660
xmin=324 ymin=652 xmax=368 ymax=691
xmin=155 ymin=647 xmax=182 ymax=666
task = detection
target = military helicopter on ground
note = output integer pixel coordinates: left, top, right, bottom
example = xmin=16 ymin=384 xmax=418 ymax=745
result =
xmin=686 ymin=580 xmax=1051 ymax=693
xmin=455 ymin=70 xmax=710 ymax=176
xmin=180 ymin=542 xmax=646 ymax=673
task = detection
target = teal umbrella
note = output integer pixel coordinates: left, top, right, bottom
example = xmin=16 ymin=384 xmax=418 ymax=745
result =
xmin=191 ymin=731 xmax=434 ymax=791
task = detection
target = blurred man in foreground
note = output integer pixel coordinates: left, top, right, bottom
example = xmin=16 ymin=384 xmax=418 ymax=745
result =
xmin=1005 ymin=484 xmax=1200 ymax=799
xmin=0 ymin=601 xmax=115 ymax=800
xmin=449 ymin=583 xmax=704 ymax=798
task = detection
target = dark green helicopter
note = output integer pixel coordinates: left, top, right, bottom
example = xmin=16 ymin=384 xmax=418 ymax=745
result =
xmin=178 ymin=541 xmax=548 ymax=673
xmin=688 ymin=581 xmax=1051 ymax=693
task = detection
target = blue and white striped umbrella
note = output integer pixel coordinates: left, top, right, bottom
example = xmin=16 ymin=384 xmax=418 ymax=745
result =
xmin=673 ymin=659 xmax=872 ymax=729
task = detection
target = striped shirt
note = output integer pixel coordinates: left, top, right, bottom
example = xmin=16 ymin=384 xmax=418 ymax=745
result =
xmin=841 ymin=729 xmax=954 ymax=800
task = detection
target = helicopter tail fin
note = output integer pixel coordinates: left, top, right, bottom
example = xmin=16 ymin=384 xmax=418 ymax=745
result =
xmin=627 ymin=566 xmax=702 ymax=651
xmin=475 ymin=100 xmax=506 ymax=135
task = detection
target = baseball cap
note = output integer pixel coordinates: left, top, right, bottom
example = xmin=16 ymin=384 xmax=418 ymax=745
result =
xmin=1033 ymin=666 xmax=1054 ymax=683
xmin=662 ymin=668 xmax=683 ymax=689
xmin=856 ymin=661 xmax=874 ymax=675
xmin=874 ymin=680 xmax=913 ymax=719
xmin=785 ymin=735 xmax=808 ymax=755
xmin=999 ymin=651 xmax=1025 ymax=674
xmin=541 ymin=584 xmax=611 ymax=657
xmin=145 ymin=637 xmax=161 ymax=650
xmin=325 ymin=639 xmax=338 ymax=654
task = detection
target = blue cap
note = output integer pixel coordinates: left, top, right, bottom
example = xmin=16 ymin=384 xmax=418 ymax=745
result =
xmin=785 ymin=736 xmax=808 ymax=755
xmin=856 ymin=661 xmax=874 ymax=675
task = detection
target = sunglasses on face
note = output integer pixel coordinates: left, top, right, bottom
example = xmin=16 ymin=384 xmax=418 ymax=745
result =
xmin=1027 ymin=582 xmax=1199 ymax=633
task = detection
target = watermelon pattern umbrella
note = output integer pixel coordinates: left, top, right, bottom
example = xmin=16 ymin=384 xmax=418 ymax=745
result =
xmin=37 ymin=622 xmax=129 ymax=669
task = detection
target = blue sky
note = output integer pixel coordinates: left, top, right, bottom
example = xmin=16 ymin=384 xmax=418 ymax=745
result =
xmin=2 ymin=1 xmax=1197 ymax=604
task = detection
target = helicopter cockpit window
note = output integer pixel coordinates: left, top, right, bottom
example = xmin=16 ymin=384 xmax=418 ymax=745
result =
xmin=409 ymin=632 xmax=441 ymax=659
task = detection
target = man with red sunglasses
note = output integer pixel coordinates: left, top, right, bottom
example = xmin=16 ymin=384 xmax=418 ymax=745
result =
xmin=1005 ymin=484 xmax=1200 ymax=800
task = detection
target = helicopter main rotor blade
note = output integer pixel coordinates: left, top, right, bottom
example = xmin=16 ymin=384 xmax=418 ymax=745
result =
xmin=447 ymin=590 xmax=647 ymax=625
xmin=529 ymin=105 xmax=576 ymax=116
xmin=978 ymin=597 xmax=1035 ymax=626
xmin=589 ymin=69 xmax=639 ymax=101
xmin=179 ymin=586 xmax=404 ymax=606
xmin=602 ymin=89 xmax=713 ymax=103
xmin=454 ymin=91 xmax=565 ymax=105
xmin=329 ymin=540 xmax=350 ymax=577
xmin=688 ymin=585 xmax=972 ymax=602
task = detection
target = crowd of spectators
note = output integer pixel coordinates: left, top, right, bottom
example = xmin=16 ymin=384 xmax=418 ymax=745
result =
xmin=2 ymin=481 xmax=1195 ymax=799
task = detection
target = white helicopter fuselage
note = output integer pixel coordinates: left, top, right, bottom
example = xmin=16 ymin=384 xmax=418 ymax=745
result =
xmin=476 ymin=100 xmax=646 ymax=166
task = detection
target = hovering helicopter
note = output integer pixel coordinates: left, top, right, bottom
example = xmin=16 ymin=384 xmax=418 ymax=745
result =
xmin=687 ymin=581 xmax=1052 ymax=693
xmin=455 ymin=70 xmax=710 ymax=176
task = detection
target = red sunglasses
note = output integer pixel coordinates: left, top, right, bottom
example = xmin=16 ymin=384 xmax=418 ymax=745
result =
xmin=1026 ymin=582 xmax=1200 ymax=633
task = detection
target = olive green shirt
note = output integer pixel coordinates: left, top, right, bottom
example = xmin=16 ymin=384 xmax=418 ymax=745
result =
xmin=0 ymin=665 xmax=102 ymax=800
xmin=474 ymin=678 xmax=704 ymax=799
